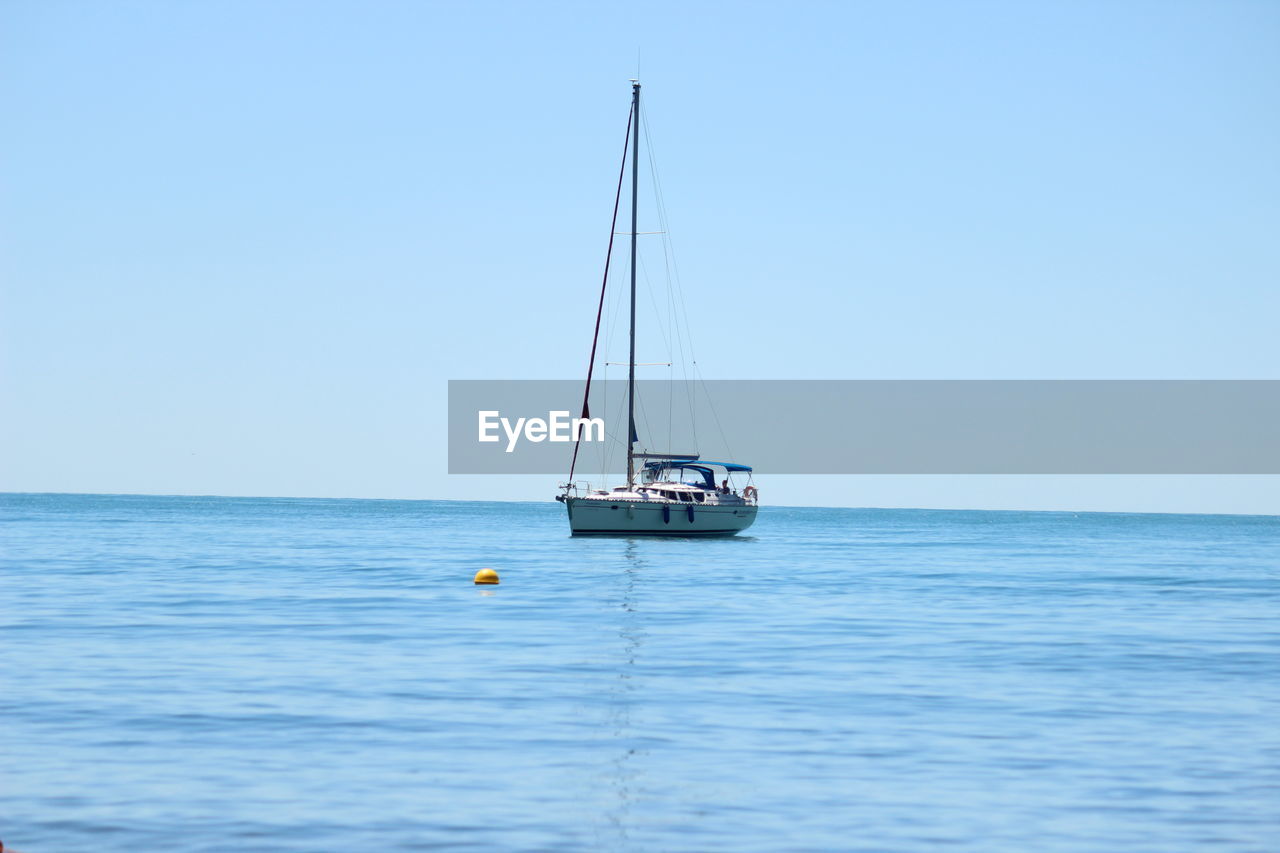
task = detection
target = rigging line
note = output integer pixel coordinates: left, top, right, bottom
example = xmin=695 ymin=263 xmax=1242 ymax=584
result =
xmin=632 ymin=371 xmax=656 ymax=455
xmin=668 ymin=377 xmax=684 ymax=453
xmin=638 ymin=111 xmax=680 ymax=454
xmin=597 ymin=418 xmax=636 ymax=451
xmin=640 ymin=113 xmax=692 ymax=366
xmin=636 ymin=253 xmax=673 ymax=359
xmin=634 ymin=113 xmax=670 ymax=457
xmin=642 ymin=112 xmax=680 ymax=353
xmin=601 ymin=279 xmax=630 ymax=483
xmin=645 ymin=114 xmax=696 ymax=404
xmin=593 ymin=386 xmax=632 ymax=485
xmin=641 ymin=107 xmax=694 ymax=361
xmin=569 ymin=103 xmax=633 ymax=484
xmin=631 ymin=105 xmax=672 ymax=458
xmin=600 ymin=205 xmax=630 ymax=482
xmin=609 ymin=387 xmax=641 ymax=480
xmin=642 ymin=103 xmax=700 ymax=451
xmin=649 ymin=119 xmax=724 ymax=463
xmin=695 ymin=360 xmax=735 ymax=462
xmin=596 ymin=392 xmax=623 ymax=484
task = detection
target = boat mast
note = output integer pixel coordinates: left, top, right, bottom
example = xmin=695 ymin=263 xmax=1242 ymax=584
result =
xmin=626 ymin=80 xmax=640 ymax=487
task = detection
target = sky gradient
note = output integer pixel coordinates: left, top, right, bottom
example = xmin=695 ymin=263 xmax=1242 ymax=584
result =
xmin=2 ymin=0 xmax=1277 ymax=512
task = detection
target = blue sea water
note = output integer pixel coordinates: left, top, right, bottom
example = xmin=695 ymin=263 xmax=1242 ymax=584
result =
xmin=1 ymin=493 xmax=1278 ymax=852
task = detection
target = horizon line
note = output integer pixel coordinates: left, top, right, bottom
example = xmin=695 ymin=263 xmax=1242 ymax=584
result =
xmin=2 ymin=490 xmax=1276 ymax=520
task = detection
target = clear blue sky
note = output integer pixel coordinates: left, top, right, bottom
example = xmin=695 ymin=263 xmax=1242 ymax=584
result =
xmin=2 ymin=0 xmax=1277 ymax=512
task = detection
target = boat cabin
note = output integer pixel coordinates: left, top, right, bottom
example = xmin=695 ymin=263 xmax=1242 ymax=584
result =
xmin=636 ymin=459 xmax=755 ymax=504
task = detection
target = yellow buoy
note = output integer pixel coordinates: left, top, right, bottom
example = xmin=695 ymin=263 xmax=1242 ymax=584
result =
xmin=474 ymin=568 xmax=500 ymax=585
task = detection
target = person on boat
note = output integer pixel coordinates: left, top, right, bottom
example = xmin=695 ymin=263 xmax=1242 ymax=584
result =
xmin=720 ymin=479 xmax=730 ymax=494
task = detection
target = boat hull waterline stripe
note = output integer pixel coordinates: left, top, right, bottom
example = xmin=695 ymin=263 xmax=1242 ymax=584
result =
xmin=564 ymin=498 xmax=757 ymax=536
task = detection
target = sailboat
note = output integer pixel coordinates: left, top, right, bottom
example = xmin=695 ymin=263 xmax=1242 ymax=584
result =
xmin=556 ymin=82 xmax=759 ymax=536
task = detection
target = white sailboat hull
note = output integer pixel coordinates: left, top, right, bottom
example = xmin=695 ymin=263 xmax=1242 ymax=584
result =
xmin=564 ymin=496 xmax=757 ymax=536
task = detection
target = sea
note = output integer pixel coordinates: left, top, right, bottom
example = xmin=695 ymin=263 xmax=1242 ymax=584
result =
xmin=1 ymin=493 xmax=1277 ymax=852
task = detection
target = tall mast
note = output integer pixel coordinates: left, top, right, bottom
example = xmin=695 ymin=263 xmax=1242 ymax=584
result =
xmin=626 ymin=80 xmax=640 ymax=487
